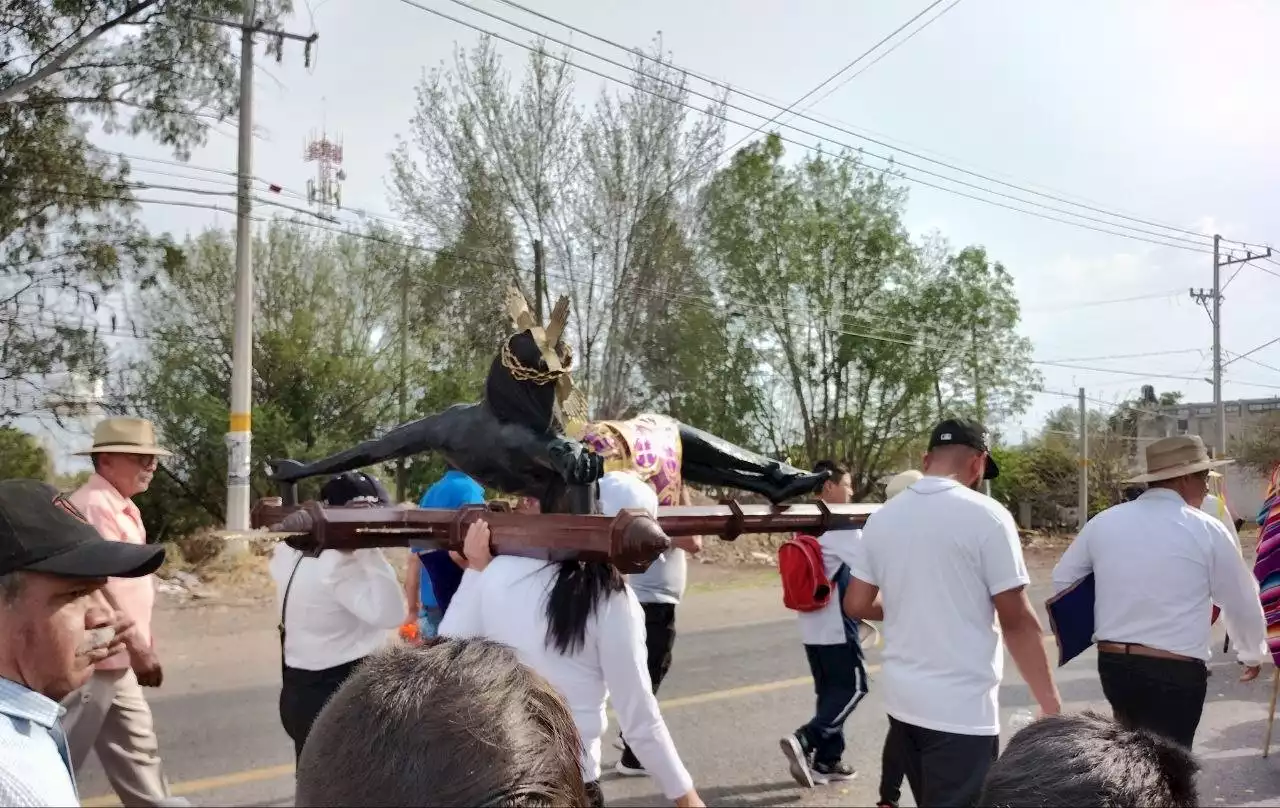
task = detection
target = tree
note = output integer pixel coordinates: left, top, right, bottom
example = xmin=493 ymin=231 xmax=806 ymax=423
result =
xmin=0 ymin=426 xmax=52 ymax=480
xmin=2 ymin=1 xmax=284 ymax=423
xmin=1234 ymin=412 xmax=1280 ymax=477
xmin=123 ymin=221 xmax=401 ymax=538
xmin=701 ymin=135 xmax=1037 ymax=495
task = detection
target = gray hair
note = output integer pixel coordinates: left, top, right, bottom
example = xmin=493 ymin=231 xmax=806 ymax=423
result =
xmin=0 ymin=572 xmax=24 ymax=606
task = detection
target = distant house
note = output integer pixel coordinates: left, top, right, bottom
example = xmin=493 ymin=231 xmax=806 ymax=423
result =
xmin=1130 ymin=391 xmax=1278 ymax=521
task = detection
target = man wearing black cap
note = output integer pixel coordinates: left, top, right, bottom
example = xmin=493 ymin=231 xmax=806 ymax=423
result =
xmin=845 ymin=418 xmax=1061 ymax=808
xmin=0 ymin=479 xmax=164 ymax=807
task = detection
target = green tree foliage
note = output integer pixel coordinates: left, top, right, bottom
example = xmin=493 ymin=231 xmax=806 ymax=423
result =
xmin=2 ymin=1 xmax=287 ymax=421
xmin=1233 ymin=412 xmax=1280 ymax=477
xmin=702 ymin=135 xmax=1038 ymax=494
xmin=124 ymin=222 xmax=400 ymax=538
xmin=0 ymin=426 xmax=52 ymax=480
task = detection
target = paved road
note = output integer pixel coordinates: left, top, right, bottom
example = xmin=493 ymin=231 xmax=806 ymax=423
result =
xmin=78 ymin=580 xmax=1280 ymax=807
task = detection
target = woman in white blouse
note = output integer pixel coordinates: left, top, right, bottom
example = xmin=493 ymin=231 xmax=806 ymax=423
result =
xmin=269 ymin=471 xmax=407 ymax=760
xmin=440 ymin=471 xmax=703 ymax=808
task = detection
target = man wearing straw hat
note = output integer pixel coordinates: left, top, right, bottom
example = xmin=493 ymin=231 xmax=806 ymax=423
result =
xmin=60 ymin=418 xmax=187 ymax=807
xmin=1052 ymin=434 xmax=1268 ymax=748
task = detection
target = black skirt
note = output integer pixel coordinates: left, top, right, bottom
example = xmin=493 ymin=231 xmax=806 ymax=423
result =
xmin=279 ymin=656 xmax=367 ymax=761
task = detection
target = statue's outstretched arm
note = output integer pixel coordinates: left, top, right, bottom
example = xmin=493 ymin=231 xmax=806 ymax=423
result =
xmin=269 ymin=404 xmax=474 ymax=483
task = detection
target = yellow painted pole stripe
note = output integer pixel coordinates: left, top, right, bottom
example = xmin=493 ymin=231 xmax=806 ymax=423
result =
xmin=229 ymin=412 xmax=251 ymax=431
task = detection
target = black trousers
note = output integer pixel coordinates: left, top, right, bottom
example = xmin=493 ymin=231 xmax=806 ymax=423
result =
xmin=887 ymin=715 xmax=998 ymax=808
xmin=620 ymin=603 xmax=678 ymax=765
xmin=797 ymin=640 xmax=869 ymax=766
xmin=878 ymin=728 xmax=906 ymax=806
xmin=1098 ymin=649 xmax=1208 ymax=748
xmin=279 ymin=657 xmax=366 ymax=761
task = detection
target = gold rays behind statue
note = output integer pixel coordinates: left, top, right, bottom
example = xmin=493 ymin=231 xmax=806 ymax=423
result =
xmin=504 ymin=286 xmax=588 ymax=432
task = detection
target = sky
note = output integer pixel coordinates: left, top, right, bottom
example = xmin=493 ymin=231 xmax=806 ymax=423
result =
xmin=34 ymin=0 xmax=1280 ymax=468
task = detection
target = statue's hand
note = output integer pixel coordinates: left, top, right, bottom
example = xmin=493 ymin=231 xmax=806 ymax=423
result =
xmin=548 ymin=438 xmax=605 ymax=485
xmin=268 ymin=458 xmax=306 ymax=482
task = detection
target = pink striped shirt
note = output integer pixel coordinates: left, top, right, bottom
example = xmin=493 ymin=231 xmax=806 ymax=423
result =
xmin=70 ymin=473 xmax=155 ymax=671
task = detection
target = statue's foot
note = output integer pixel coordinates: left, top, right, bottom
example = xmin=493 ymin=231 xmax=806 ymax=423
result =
xmin=268 ymin=458 xmax=307 ymax=482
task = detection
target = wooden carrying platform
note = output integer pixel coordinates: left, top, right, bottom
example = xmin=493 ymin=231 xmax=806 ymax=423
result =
xmin=247 ymin=499 xmax=878 ymax=574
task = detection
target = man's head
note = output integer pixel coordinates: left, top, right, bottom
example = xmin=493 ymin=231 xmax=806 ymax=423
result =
xmin=922 ymin=418 xmax=999 ymax=490
xmin=813 ymin=460 xmax=853 ymax=504
xmin=0 ymin=480 xmax=164 ymax=700
xmin=79 ymin=417 xmax=172 ymax=498
xmin=979 ymin=711 xmax=1199 ymax=807
xmin=296 ymin=640 xmax=588 ymax=807
xmin=1125 ymin=435 xmax=1231 ymax=509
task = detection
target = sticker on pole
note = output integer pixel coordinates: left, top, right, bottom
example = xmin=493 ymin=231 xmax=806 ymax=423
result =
xmin=226 ymin=432 xmax=252 ymax=487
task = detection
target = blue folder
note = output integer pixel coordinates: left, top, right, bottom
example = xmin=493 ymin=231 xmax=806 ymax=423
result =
xmin=1045 ymin=573 xmax=1095 ymax=667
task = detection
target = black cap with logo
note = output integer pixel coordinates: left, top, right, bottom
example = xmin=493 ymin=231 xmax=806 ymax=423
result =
xmin=928 ymin=418 xmax=1000 ymax=480
xmin=0 ymin=479 xmax=165 ymax=579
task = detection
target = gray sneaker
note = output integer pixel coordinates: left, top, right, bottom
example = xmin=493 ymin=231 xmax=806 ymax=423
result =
xmin=779 ymin=733 xmax=815 ymax=788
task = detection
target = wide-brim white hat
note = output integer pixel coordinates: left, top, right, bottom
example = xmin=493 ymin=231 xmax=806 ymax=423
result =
xmin=74 ymin=417 xmax=172 ymax=457
xmin=1123 ymin=435 xmax=1231 ymax=484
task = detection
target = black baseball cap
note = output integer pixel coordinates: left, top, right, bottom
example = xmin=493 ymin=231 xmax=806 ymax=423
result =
xmin=928 ymin=418 xmax=1000 ymax=480
xmin=0 ymin=480 xmax=164 ymax=579
xmin=320 ymin=471 xmax=391 ymax=506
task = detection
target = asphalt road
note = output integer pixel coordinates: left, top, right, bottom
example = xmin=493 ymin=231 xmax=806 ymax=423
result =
xmin=78 ymin=579 xmax=1280 ymax=807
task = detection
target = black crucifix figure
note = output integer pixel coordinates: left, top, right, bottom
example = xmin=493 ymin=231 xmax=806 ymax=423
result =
xmin=269 ymin=288 xmax=829 ymax=513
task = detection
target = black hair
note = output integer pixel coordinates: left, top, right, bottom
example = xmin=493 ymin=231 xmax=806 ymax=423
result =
xmin=296 ymin=640 xmax=588 ymax=807
xmin=545 ymin=560 xmax=626 ymax=655
xmin=979 ymin=711 xmax=1200 ymax=808
xmin=813 ymin=459 xmax=849 ymax=480
xmin=484 ymin=331 xmax=571 ymax=436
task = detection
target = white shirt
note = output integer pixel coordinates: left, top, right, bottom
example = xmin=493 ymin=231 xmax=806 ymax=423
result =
xmin=851 ymin=475 xmax=1029 ymax=736
xmin=440 ymin=556 xmax=693 ymax=800
xmin=796 ymin=528 xmax=863 ymax=646
xmin=1053 ymin=488 xmax=1267 ymax=666
xmin=269 ymin=545 xmax=406 ymax=671
xmin=0 ymin=678 xmax=77 ymax=807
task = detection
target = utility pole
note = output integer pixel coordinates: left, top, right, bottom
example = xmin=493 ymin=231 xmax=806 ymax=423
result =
xmin=1190 ymin=234 xmax=1271 ymax=459
xmin=195 ymin=4 xmax=317 ymax=533
xmin=532 ymin=239 xmax=545 ymax=322
xmin=396 ymin=255 xmax=410 ymax=503
xmin=1078 ymin=387 xmax=1088 ymax=531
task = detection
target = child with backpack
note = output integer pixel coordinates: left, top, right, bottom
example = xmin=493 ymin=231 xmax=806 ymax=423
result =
xmin=777 ymin=460 xmax=869 ymax=788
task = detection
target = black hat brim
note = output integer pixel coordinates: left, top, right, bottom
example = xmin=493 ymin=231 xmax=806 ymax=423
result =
xmin=984 ymin=454 xmax=1000 ymax=480
xmin=25 ymin=539 xmax=165 ymax=580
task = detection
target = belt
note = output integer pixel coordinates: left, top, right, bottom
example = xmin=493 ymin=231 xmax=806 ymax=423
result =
xmin=1096 ymin=641 xmax=1199 ymax=663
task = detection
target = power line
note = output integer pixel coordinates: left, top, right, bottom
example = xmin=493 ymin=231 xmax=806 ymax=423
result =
xmin=1037 ymin=348 xmax=1205 ymax=363
xmin=438 ymin=0 xmax=1244 ymax=251
xmin=715 ymin=0 xmax=952 ymax=158
xmin=1223 ymin=335 xmax=1280 ymax=368
xmin=398 ymin=0 xmax=1218 ymax=254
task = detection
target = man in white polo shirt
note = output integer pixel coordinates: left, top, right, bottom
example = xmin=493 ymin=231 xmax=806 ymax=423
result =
xmin=1053 ymin=435 xmax=1266 ymax=748
xmin=846 ymin=418 xmax=1061 ymax=807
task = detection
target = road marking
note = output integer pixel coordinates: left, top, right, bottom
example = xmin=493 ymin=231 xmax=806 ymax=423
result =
xmin=82 ymin=635 xmax=1057 ymax=805
xmin=79 ymin=668 xmax=866 ymax=806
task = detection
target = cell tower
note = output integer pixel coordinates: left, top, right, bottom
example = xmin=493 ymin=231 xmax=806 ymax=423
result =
xmin=304 ymin=130 xmax=345 ymax=216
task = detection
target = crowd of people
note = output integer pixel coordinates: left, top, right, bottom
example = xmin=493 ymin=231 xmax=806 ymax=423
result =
xmin=0 ymin=413 xmax=1269 ymax=807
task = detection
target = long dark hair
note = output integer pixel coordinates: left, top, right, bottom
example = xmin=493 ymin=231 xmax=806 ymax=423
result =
xmin=545 ymin=560 xmax=625 ymax=655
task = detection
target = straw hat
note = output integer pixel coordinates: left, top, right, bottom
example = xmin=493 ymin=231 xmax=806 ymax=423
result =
xmin=885 ymin=469 xmax=923 ymax=500
xmin=75 ymin=417 xmax=172 ymax=457
xmin=1123 ymin=435 xmax=1231 ymax=484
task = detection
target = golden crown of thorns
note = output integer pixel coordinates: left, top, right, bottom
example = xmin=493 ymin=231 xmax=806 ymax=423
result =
xmin=502 ymin=287 xmax=588 ymax=424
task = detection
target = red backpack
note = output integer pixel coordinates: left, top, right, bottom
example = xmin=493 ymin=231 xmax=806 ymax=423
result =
xmin=778 ymin=533 xmax=832 ymax=612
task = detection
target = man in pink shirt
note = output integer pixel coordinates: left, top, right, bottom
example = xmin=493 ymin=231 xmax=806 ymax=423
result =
xmin=61 ymin=417 xmax=187 ymax=807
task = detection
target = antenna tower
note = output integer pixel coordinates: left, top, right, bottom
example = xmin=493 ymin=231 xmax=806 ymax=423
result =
xmin=304 ymin=130 xmax=345 ymax=216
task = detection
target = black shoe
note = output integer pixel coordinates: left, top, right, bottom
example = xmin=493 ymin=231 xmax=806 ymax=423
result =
xmin=812 ymin=760 xmax=856 ymax=784
xmin=779 ymin=733 xmax=815 ymax=788
xmin=615 ymin=749 xmax=646 ymax=777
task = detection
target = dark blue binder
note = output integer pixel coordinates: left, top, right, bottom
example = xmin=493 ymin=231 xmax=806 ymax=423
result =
xmin=1045 ymin=573 xmax=1096 ymax=667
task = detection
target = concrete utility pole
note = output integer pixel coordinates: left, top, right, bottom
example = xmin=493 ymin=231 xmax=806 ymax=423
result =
xmin=1190 ymin=234 xmax=1272 ymax=459
xmin=195 ymin=3 xmax=317 ymax=533
xmin=1078 ymin=387 xmax=1088 ymax=531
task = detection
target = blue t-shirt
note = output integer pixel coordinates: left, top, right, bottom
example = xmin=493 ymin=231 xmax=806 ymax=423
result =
xmin=416 ymin=470 xmax=486 ymax=609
